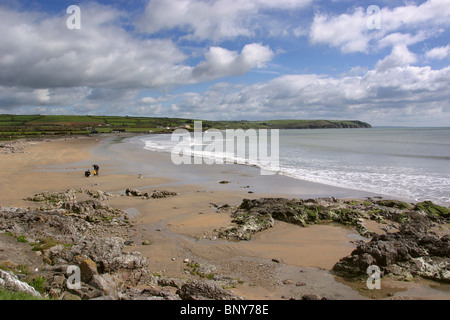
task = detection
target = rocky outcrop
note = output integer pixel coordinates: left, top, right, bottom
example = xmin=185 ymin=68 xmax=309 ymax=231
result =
xmin=0 ymin=269 xmax=42 ymax=298
xmin=217 ymin=197 xmax=449 ymax=241
xmin=332 ymin=216 xmax=450 ymax=283
xmin=216 ymin=198 xmax=406 ymax=240
xmin=0 ymin=189 xmax=148 ymax=299
xmin=0 ymin=141 xmax=26 ymax=154
xmin=2 ymin=190 xmax=448 ymax=299
xmin=125 ymin=188 xmax=177 ymax=199
xmin=0 ymin=188 xmax=243 ymax=300
xmin=216 ymin=197 xmax=450 ymax=284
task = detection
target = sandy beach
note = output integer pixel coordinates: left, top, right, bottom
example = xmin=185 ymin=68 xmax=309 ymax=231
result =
xmin=1 ymin=134 xmax=449 ymax=300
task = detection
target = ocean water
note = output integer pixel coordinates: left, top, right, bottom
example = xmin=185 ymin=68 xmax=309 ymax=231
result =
xmin=139 ymin=127 xmax=450 ymax=206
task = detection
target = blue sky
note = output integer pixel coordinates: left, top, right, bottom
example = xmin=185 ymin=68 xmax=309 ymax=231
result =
xmin=0 ymin=0 xmax=449 ymax=126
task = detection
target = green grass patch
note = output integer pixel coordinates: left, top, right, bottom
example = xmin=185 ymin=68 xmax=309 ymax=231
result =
xmin=0 ymin=288 xmax=45 ymax=300
xmin=30 ymin=238 xmax=68 ymax=252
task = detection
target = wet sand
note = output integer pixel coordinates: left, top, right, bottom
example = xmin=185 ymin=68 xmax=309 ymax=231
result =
xmin=1 ymin=134 xmax=449 ymax=300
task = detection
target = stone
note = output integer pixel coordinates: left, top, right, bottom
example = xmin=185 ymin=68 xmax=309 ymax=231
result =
xmin=302 ymin=294 xmax=322 ymax=300
xmin=60 ymin=292 xmax=82 ymax=300
xmin=51 ymin=274 xmax=66 ymax=288
xmin=80 ymin=259 xmax=98 ymax=283
xmin=89 ymin=274 xmax=118 ymax=298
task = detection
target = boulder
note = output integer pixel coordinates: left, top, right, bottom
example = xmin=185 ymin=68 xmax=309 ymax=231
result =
xmin=80 ymin=259 xmax=98 ymax=283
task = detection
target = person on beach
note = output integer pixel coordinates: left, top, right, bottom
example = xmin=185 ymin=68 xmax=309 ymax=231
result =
xmin=93 ymin=164 xmax=99 ymax=176
xmin=85 ymin=170 xmax=91 ymax=177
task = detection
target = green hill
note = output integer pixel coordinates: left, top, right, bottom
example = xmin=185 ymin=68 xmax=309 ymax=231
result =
xmin=0 ymin=114 xmax=371 ymax=140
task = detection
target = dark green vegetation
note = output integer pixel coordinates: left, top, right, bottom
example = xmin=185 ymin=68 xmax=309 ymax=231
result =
xmin=0 ymin=114 xmax=371 ymax=140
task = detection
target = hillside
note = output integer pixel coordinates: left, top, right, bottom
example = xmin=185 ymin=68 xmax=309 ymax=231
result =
xmin=0 ymin=115 xmax=371 ymax=140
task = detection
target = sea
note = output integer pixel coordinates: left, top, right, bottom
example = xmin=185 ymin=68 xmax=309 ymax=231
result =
xmin=137 ymin=127 xmax=450 ymax=206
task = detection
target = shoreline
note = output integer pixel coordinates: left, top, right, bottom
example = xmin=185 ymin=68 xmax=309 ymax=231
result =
xmin=95 ymin=133 xmax=411 ymax=202
xmin=1 ymin=135 xmax=449 ymax=300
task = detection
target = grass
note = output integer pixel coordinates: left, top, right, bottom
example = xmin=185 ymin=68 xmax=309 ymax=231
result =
xmin=0 ymin=288 xmax=45 ymax=300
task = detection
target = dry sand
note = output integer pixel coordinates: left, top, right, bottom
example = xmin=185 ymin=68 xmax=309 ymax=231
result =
xmin=1 ymin=135 xmax=449 ymax=300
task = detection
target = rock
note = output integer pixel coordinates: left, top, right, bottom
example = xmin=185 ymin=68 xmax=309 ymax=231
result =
xmin=80 ymin=259 xmax=98 ymax=283
xmin=68 ymin=282 xmax=103 ymax=300
xmin=216 ymin=197 xmax=449 ymax=242
xmin=150 ymin=190 xmax=177 ymax=199
xmin=177 ymin=280 xmax=244 ymax=300
xmin=302 ymin=293 xmax=322 ymax=300
xmin=89 ymin=274 xmax=118 ymax=298
xmin=332 ymin=218 xmax=450 ymax=283
xmin=120 ymin=286 xmax=181 ymax=300
xmin=90 ymin=294 xmax=116 ymax=300
xmin=51 ymin=274 xmax=66 ymax=289
xmin=157 ymin=277 xmax=187 ymax=289
xmin=415 ymin=201 xmax=449 ymax=221
xmin=125 ymin=188 xmax=143 ymax=197
xmin=60 ymin=292 xmax=82 ymax=300
xmin=0 ymin=269 xmax=42 ymax=298
xmin=0 ymin=189 xmax=152 ymax=300
xmin=125 ymin=188 xmax=177 ymax=199
xmin=49 ymin=288 xmax=61 ymax=298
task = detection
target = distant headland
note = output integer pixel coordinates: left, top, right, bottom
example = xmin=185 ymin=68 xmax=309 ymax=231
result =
xmin=0 ymin=114 xmax=371 ymax=140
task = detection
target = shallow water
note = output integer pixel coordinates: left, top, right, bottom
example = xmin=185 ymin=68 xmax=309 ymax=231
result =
xmin=138 ymin=128 xmax=450 ymax=206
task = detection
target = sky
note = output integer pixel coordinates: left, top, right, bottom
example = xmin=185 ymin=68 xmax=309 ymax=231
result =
xmin=0 ymin=0 xmax=449 ymax=126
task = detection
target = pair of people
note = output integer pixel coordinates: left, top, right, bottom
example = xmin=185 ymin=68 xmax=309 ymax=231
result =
xmin=85 ymin=164 xmax=100 ymax=177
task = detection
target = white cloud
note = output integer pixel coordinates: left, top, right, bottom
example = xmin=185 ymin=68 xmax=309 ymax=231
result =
xmin=162 ymin=64 xmax=450 ymax=126
xmin=375 ymin=44 xmax=417 ymax=72
xmin=137 ymin=0 xmax=314 ymax=41
xmin=426 ymin=45 xmax=450 ymax=60
xmin=309 ymin=8 xmax=369 ymax=53
xmin=309 ymin=0 xmax=450 ymax=53
xmin=0 ymin=3 xmax=276 ymax=107
xmin=0 ymin=1 xmax=448 ymax=127
xmin=0 ymin=3 xmax=191 ymax=90
xmin=192 ymin=44 xmax=274 ymax=81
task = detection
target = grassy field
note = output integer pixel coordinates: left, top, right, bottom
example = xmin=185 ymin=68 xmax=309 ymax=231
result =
xmin=0 ymin=114 xmax=371 ymax=140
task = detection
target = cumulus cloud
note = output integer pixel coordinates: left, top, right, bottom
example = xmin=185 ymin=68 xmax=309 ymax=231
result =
xmin=192 ymin=44 xmax=274 ymax=81
xmin=309 ymin=7 xmax=369 ymax=53
xmin=309 ymin=0 xmax=450 ymax=53
xmin=375 ymin=44 xmax=417 ymax=72
xmin=136 ymin=0 xmax=314 ymax=41
xmin=0 ymin=3 xmax=276 ymax=110
xmin=0 ymin=1 xmax=448 ymax=127
xmin=162 ymin=64 xmax=450 ymax=126
xmin=0 ymin=3 xmax=191 ymax=90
